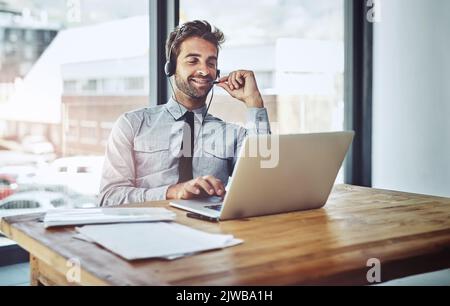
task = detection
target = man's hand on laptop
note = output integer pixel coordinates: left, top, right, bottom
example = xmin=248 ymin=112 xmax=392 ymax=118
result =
xmin=166 ymin=176 xmax=225 ymax=200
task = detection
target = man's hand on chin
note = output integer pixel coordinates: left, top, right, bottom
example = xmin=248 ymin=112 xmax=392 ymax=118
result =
xmin=166 ymin=175 xmax=225 ymax=200
xmin=216 ymin=70 xmax=264 ymax=108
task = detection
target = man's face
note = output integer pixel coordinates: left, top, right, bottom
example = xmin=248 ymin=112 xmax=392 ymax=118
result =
xmin=174 ymin=37 xmax=218 ymax=101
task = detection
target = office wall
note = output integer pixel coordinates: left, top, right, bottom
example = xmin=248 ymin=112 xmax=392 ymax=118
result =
xmin=372 ymin=0 xmax=450 ymax=197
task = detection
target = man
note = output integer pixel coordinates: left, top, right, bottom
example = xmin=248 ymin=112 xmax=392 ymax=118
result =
xmin=99 ymin=20 xmax=270 ymax=206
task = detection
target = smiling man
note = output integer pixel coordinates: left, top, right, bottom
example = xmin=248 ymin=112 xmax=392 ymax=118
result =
xmin=99 ymin=20 xmax=270 ymax=206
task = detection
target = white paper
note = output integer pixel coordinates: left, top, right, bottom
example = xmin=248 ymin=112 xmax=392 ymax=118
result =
xmin=44 ymin=207 xmax=175 ymax=228
xmin=76 ymin=222 xmax=243 ymax=260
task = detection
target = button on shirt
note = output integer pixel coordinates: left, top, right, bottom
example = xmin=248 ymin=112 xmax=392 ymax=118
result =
xmin=99 ymin=98 xmax=271 ymax=206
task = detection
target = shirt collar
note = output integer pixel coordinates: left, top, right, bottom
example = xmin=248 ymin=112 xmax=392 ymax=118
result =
xmin=165 ymin=97 xmax=207 ymax=121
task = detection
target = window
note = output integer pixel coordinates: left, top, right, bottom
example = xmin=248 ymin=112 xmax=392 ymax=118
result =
xmin=101 ymin=78 xmax=121 ymax=94
xmin=0 ymin=178 xmax=11 ymax=185
xmin=24 ymin=46 xmax=35 ymax=60
xmin=1 ymin=200 xmax=40 ymax=209
xmin=63 ymin=80 xmax=78 ymax=94
xmin=50 ymin=198 xmax=67 ymax=207
xmin=180 ymin=0 xmax=344 ymax=135
xmin=0 ymin=4 xmax=149 ymax=263
xmin=180 ymin=0 xmax=345 ymax=181
xmin=24 ymin=30 xmax=34 ymax=42
xmin=79 ymin=120 xmax=97 ymax=144
xmin=8 ymin=29 xmax=18 ymax=42
xmin=43 ymin=31 xmax=53 ymax=44
xmin=77 ymin=167 xmax=90 ymax=173
xmin=124 ymin=77 xmax=145 ymax=91
xmin=81 ymin=79 xmax=98 ymax=93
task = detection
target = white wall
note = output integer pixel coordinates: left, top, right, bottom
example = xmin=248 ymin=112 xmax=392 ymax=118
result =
xmin=372 ymin=0 xmax=450 ymax=197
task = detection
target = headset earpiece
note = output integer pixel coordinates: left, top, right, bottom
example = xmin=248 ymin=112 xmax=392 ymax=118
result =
xmin=165 ymin=60 xmax=175 ymax=77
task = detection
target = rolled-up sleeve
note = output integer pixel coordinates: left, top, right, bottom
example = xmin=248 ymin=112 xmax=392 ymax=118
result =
xmin=233 ymin=107 xmax=271 ymax=168
xmin=98 ymin=114 xmax=170 ymax=206
xmin=245 ymin=107 xmax=271 ymax=135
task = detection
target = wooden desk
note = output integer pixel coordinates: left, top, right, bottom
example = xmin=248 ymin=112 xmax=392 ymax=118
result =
xmin=1 ymin=185 xmax=449 ymax=286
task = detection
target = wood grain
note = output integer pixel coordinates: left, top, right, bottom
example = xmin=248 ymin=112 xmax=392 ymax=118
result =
xmin=1 ymin=185 xmax=449 ymax=285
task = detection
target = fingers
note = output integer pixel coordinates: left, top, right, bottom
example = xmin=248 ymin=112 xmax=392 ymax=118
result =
xmin=184 ymin=177 xmax=215 ymax=196
xmin=230 ymin=71 xmax=246 ymax=90
xmin=217 ymin=71 xmax=246 ymax=90
xmin=183 ymin=181 xmax=201 ymax=196
xmin=194 ymin=177 xmax=216 ymax=196
xmin=180 ymin=177 xmax=225 ymax=199
xmin=202 ymin=175 xmax=225 ymax=197
xmin=180 ymin=180 xmax=211 ymax=200
xmin=216 ymin=81 xmax=233 ymax=94
xmin=229 ymin=72 xmax=239 ymax=90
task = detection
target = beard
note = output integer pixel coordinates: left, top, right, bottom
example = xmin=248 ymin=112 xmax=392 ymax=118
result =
xmin=174 ymin=74 xmax=213 ymax=100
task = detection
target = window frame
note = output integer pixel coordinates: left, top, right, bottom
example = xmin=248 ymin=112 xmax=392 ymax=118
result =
xmin=149 ymin=0 xmax=179 ymax=106
xmin=344 ymin=0 xmax=373 ymax=187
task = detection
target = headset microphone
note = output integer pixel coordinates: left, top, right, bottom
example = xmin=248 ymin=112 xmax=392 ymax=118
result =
xmin=211 ymin=69 xmax=221 ymax=84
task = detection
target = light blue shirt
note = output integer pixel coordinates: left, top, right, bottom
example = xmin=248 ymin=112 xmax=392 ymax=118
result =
xmin=99 ymin=98 xmax=270 ymax=206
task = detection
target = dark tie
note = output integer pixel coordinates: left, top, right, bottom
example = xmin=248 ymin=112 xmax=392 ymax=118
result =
xmin=178 ymin=111 xmax=194 ymax=183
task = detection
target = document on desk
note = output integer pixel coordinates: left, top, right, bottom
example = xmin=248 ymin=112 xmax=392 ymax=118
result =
xmin=75 ymin=222 xmax=243 ymax=260
xmin=43 ymin=208 xmax=176 ymax=228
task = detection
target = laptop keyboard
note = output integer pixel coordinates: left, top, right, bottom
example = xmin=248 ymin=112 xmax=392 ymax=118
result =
xmin=205 ymin=204 xmax=222 ymax=211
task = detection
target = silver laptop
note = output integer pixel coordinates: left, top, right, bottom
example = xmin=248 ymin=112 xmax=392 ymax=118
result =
xmin=170 ymin=131 xmax=354 ymax=221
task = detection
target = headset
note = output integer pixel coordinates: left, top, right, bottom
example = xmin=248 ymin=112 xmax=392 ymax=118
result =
xmin=164 ymin=24 xmax=221 ymax=82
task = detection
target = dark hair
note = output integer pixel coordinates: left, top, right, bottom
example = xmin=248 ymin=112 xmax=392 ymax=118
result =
xmin=166 ymin=20 xmax=225 ymax=64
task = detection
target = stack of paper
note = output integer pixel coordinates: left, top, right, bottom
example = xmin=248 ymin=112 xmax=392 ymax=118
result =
xmin=75 ymin=222 xmax=243 ymax=260
xmin=43 ymin=208 xmax=176 ymax=228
